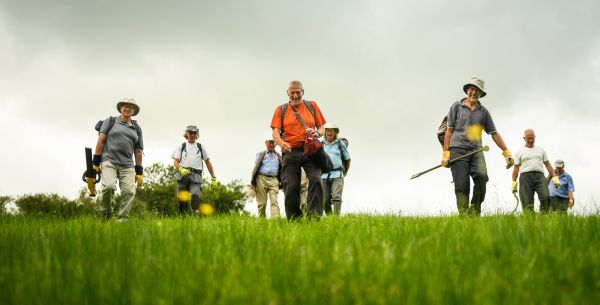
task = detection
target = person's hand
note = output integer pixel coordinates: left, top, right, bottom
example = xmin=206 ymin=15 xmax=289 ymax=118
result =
xmin=248 ymin=186 xmax=256 ymax=197
xmin=179 ymin=167 xmax=190 ymax=177
xmin=569 ymin=199 xmax=574 ymax=208
xmin=211 ymin=177 xmax=218 ymax=188
xmin=92 ymin=155 xmax=102 ymax=173
xmin=441 ymin=151 xmax=451 ymax=168
xmin=502 ymin=150 xmax=514 ymax=169
xmin=511 ymin=181 xmax=518 ymax=193
xmin=280 ymin=141 xmax=292 ymax=153
xmin=551 ymin=176 xmax=561 ymax=189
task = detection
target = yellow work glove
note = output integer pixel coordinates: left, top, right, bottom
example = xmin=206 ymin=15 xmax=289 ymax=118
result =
xmin=441 ymin=151 xmax=451 ymax=168
xmin=136 ymin=175 xmax=143 ymax=187
xmin=568 ymin=199 xmax=574 ymax=208
xmin=135 ymin=165 xmax=144 ymax=188
xmin=179 ymin=167 xmax=191 ymax=177
xmin=511 ymin=181 xmax=518 ymax=193
xmin=551 ymin=176 xmax=560 ymax=189
xmin=502 ymin=150 xmax=514 ymax=168
xmin=211 ymin=177 xmax=218 ymax=188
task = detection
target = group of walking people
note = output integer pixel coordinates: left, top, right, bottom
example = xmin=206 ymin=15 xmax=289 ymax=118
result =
xmin=441 ymin=77 xmax=575 ymax=215
xmin=89 ymin=77 xmax=574 ymax=221
xmin=90 ymin=80 xmax=351 ymax=220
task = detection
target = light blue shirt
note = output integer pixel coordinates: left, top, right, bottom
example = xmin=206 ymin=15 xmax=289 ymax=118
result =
xmin=548 ymin=172 xmax=575 ymax=198
xmin=321 ymin=139 xmax=350 ymax=179
xmin=256 ymin=151 xmax=279 ymax=176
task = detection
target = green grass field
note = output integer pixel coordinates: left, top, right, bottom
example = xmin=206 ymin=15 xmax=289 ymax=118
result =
xmin=1 ymin=214 xmax=599 ymax=305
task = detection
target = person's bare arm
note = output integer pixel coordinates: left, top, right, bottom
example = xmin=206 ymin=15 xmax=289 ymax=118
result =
xmin=544 ymin=161 xmax=555 ymax=178
xmin=512 ymin=164 xmax=520 ymax=182
xmin=134 ymin=148 xmax=143 ymax=166
xmin=94 ymin=133 xmax=107 ymax=155
xmin=491 ymin=132 xmax=509 ymax=151
xmin=443 ymin=128 xmax=453 ymax=151
xmin=205 ymin=159 xmax=216 ymax=178
xmin=173 ymin=158 xmax=181 ymax=169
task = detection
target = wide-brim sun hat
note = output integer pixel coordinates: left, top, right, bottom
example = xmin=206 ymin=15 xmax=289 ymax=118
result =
xmin=463 ymin=77 xmax=487 ymax=98
xmin=322 ymin=122 xmax=339 ymax=133
xmin=116 ymin=98 xmax=140 ymax=116
xmin=185 ymin=125 xmax=199 ymax=133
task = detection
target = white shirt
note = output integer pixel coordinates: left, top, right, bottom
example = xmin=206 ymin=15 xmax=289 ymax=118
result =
xmin=515 ymin=145 xmax=548 ymax=174
xmin=172 ymin=142 xmax=209 ymax=171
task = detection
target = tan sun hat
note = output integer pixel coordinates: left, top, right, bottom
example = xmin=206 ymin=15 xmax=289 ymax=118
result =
xmin=463 ymin=77 xmax=487 ymax=98
xmin=322 ymin=122 xmax=339 ymax=133
xmin=116 ymin=98 xmax=140 ymax=116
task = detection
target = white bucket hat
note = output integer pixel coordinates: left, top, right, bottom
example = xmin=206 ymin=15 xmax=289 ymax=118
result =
xmin=463 ymin=77 xmax=487 ymax=98
xmin=322 ymin=123 xmax=339 ymax=133
xmin=554 ymin=159 xmax=565 ymax=168
xmin=116 ymin=98 xmax=140 ymax=116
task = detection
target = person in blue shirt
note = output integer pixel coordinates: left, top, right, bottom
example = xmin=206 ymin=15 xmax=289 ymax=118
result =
xmin=321 ymin=123 xmax=351 ymax=215
xmin=548 ymin=159 xmax=575 ymax=212
xmin=250 ymin=138 xmax=282 ymax=218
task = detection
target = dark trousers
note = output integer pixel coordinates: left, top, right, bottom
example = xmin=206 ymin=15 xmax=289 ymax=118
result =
xmin=281 ymin=149 xmax=323 ymax=220
xmin=450 ymin=147 xmax=489 ymax=215
xmin=519 ymin=171 xmax=549 ymax=213
xmin=549 ymin=196 xmax=569 ymax=212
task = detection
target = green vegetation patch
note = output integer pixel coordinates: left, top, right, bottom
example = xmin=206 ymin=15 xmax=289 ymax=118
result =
xmin=0 ymin=215 xmax=598 ymax=305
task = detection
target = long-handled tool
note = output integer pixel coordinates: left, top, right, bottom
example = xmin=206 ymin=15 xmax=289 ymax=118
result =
xmin=410 ymin=145 xmax=489 ymax=180
xmin=81 ymin=147 xmax=101 ymax=196
xmin=511 ymin=191 xmax=520 ymax=213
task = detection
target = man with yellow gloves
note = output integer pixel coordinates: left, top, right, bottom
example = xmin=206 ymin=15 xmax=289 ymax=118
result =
xmin=511 ymin=129 xmax=560 ymax=213
xmin=441 ymin=78 xmax=513 ymax=215
xmin=93 ymin=98 xmax=144 ymax=221
xmin=172 ymin=125 xmax=217 ymax=215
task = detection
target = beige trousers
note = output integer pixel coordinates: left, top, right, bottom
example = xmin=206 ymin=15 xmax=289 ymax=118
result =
xmin=255 ymin=175 xmax=280 ymax=218
xmin=100 ymin=161 xmax=136 ymax=219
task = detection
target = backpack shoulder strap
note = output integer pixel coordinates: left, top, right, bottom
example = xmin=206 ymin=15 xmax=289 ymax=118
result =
xmin=107 ymin=116 xmax=116 ymax=133
xmin=303 ymin=100 xmax=315 ymax=118
xmin=257 ymin=150 xmax=267 ymax=164
xmin=197 ymin=143 xmax=203 ymax=159
xmin=181 ymin=142 xmax=187 ymax=155
xmin=280 ymin=103 xmax=288 ymax=131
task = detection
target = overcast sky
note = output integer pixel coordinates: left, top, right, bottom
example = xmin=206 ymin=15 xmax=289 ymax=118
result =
xmin=1 ymin=0 xmax=599 ymax=216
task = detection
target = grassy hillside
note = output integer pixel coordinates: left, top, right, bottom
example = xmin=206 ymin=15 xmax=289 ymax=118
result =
xmin=1 ymin=215 xmax=598 ymax=305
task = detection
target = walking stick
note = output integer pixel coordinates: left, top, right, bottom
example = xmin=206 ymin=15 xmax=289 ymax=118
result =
xmin=410 ymin=145 xmax=489 ymax=180
xmin=511 ymin=191 xmax=520 ymax=213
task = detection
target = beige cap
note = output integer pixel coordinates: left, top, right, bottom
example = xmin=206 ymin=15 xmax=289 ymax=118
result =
xmin=322 ymin=122 xmax=339 ymax=133
xmin=463 ymin=77 xmax=487 ymax=98
xmin=116 ymin=98 xmax=140 ymax=116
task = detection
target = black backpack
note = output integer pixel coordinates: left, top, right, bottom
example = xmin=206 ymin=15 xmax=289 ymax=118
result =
xmin=339 ymin=138 xmax=350 ymax=171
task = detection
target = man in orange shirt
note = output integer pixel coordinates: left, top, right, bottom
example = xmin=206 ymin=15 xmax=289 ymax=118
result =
xmin=271 ymin=80 xmax=327 ymax=220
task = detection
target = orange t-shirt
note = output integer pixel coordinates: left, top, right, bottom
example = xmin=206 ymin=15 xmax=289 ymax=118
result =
xmin=270 ymin=100 xmax=326 ymax=149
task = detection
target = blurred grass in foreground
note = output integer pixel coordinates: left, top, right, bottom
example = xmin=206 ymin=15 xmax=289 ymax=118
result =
xmin=0 ymin=214 xmax=599 ymax=305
